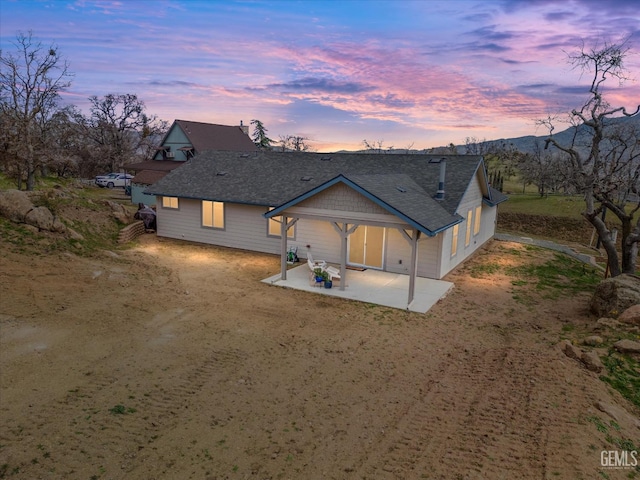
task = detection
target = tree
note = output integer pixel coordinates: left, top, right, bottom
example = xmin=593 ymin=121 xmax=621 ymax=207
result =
xmin=403 ymin=142 xmax=415 ymax=154
xmin=464 ymin=136 xmax=490 ymax=155
xmin=541 ymin=40 xmax=640 ymax=276
xmin=37 ymin=106 xmax=79 ymax=178
xmin=0 ymin=31 xmax=73 ymax=190
xmin=278 ymin=134 xmax=313 ymax=152
xmin=78 ymin=94 xmax=167 ymax=173
xmin=517 ymin=141 xmax=565 ymax=197
xmin=251 ymin=119 xmax=273 ymax=150
xmin=362 ymin=139 xmax=393 ymax=153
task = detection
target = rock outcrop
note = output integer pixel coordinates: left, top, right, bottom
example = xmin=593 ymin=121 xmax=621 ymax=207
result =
xmin=0 ymin=189 xmax=35 ymax=223
xmin=618 ymin=304 xmax=640 ymax=326
xmin=614 ymin=339 xmax=640 ymax=355
xmin=0 ymin=189 xmax=66 ymax=234
xmin=591 ymin=275 xmax=640 ymax=318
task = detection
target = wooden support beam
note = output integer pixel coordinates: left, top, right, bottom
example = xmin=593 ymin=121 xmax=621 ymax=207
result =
xmin=280 ymin=215 xmax=288 ymax=280
xmin=340 ymin=223 xmax=347 ymax=291
xmin=408 ymin=229 xmax=420 ymax=307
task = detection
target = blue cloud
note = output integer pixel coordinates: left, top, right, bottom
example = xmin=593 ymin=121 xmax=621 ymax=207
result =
xmin=267 ymin=77 xmax=374 ymax=94
xmin=468 ymin=25 xmax=516 ymax=42
xmin=144 ymin=80 xmax=200 ymax=87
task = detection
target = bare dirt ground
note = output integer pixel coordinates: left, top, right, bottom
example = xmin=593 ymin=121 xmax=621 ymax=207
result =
xmin=1 ymin=232 xmax=639 ymax=479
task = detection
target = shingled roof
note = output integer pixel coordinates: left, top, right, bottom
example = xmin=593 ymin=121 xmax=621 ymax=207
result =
xmin=146 ymin=151 xmax=505 ymax=235
xmin=126 ymin=160 xmax=184 ymax=172
xmin=173 ymin=120 xmax=257 ymax=153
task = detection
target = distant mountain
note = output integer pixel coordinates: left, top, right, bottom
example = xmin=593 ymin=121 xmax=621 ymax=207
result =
xmin=477 ymin=114 xmax=640 ymax=155
xmin=329 ymin=114 xmax=639 ymax=156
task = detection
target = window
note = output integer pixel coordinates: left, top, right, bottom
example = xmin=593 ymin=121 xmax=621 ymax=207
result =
xmin=473 ymin=205 xmax=482 ymax=235
xmin=162 ymin=196 xmax=178 ymax=209
xmin=451 ymin=224 xmax=459 ymax=257
xmin=268 ymin=208 xmax=295 ymax=238
xmin=202 ymin=200 xmax=224 ymax=229
xmin=465 ymin=209 xmax=473 ymax=247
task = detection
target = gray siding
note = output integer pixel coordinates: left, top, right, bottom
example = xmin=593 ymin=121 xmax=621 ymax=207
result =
xmin=157 ymin=195 xmax=447 ymax=279
xmin=155 ymin=170 xmax=497 ymax=280
xmin=290 ymin=218 xmax=342 ymax=264
xmin=384 ymin=228 xmax=440 ymax=278
xmin=157 ymin=199 xmax=282 ymax=254
xmin=437 ymin=171 xmax=496 ymax=278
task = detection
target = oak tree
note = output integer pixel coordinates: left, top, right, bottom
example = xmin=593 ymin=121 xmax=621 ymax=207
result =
xmin=0 ymin=31 xmax=73 ymax=189
xmin=541 ymin=40 xmax=640 ymax=276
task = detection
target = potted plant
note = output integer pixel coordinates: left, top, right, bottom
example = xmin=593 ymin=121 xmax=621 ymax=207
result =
xmin=322 ymin=270 xmax=333 ymax=289
xmin=313 ymin=267 xmax=324 ymax=284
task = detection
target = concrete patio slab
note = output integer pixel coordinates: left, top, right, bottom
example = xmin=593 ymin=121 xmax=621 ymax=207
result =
xmin=262 ymin=264 xmax=454 ymax=313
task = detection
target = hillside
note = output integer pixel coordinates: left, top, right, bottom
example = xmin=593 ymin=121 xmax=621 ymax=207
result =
xmin=480 ymin=113 xmax=640 ymax=155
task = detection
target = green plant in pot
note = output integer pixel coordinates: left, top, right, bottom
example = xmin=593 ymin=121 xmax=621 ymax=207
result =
xmin=313 ymin=267 xmax=324 ymax=283
xmin=322 ymin=270 xmax=332 ymax=289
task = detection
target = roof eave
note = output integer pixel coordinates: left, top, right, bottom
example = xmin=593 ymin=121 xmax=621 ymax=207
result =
xmin=483 ymin=195 xmax=508 ymax=207
xmin=264 ymin=175 xmax=452 ymax=237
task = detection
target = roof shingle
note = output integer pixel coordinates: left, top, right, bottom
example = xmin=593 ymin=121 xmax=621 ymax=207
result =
xmin=146 ymin=151 xmax=498 ymax=234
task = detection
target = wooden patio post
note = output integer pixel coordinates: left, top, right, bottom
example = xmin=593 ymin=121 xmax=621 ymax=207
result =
xmin=340 ymin=223 xmax=347 ymax=291
xmin=280 ymin=215 xmax=288 ymax=281
xmin=408 ymin=229 xmax=420 ymax=306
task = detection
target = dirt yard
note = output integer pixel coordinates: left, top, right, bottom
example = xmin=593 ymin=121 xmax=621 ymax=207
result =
xmin=1 ymin=232 xmax=638 ymax=479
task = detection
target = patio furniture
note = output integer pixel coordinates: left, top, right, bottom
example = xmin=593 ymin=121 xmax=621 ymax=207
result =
xmin=307 ymin=253 xmax=341 ymax=282
xmin=324 ymin=265 xmax=341 ymax=282
xmin=307 ymin=253 xmax=326 ymax=270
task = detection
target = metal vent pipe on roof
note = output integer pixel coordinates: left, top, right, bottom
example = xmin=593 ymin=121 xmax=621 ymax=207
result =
xmin=435 ymin=158 xmax=446 ymax=201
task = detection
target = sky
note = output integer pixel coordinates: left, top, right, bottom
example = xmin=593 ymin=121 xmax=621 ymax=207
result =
xmin=1 ymin=0 xmax=639 ymax=152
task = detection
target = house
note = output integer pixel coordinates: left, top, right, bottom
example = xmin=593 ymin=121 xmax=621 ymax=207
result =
xmin=127 ymin=119 xmax=257 ymax=205
xmin=145 ymin=151 xmax=507 ymax=305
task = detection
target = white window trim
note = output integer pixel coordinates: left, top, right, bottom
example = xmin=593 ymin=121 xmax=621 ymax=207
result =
xmin=162 ymin=196 xmax=179 ymax=209
xmin=473 ymin=205 xmax=482 ymax=236
xmin=202 ymin=200 xmax=225 ymax=229
xmin=451 ymin=224 xmax=459 ymax=257
xmin=267 ymin=208 xmax=295 ymax=239
xmin=465 ymin=209 xmax=473 ymax=247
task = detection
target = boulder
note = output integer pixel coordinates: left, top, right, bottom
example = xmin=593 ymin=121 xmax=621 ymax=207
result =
xmin=24 ymin=206 xmax=54 ymax=231
xmin=580 ymin=351 xmax=604 ymax=373
xmin=595 ymin=317 xmax=620 ymax=329
xmin=595 ymin=401 xmax=640 ymax=430
xmin=51 ymin=217 xmax=67 ymax=234
xmin=104 ymin=200 xmax=130 ymax=224
xmin=613 ymin=339 xmax=640 ymax=354
xmin=0 ymin=189 xmax=34 ymax=222
xmin=560 ymin=340 xmax=582 ymax=360
xmin=0 ymin=189 xmax=68 ymax=234
xmin=591 ymin=275 xmax=640 ymax=318
xmin=583 ymin=336 xmax=604 ymax=346
xmin=618 ymin=305 xmax=640 ymax=326
xmin=66 ymin=227 xmax=84 ymax=241
xmin=112 ymin=211 xmax=130 ymax=224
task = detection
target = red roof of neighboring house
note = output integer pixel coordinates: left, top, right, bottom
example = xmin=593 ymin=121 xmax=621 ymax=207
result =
xmin=126 ymin=160 xmax=184 ymax=172
xmin=174 ymin=120 xmax=258 ymax=153
xmin=132 ymin=170 xmax=172 ymax=185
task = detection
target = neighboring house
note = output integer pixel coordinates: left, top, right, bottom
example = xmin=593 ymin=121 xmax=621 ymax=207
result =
xmin=145 ymin=151 xmax=507 ymax=305
xmin=126 ymin=160 xmax=184 ymax=205
xmin=127 ymin=119 xmax=257 ymax=205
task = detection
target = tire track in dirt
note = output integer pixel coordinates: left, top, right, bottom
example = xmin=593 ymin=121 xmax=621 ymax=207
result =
xmin=356 ymin=346 xmax=549 ymax=480
xmin=0 ymin=346 xmax=247 ymax=478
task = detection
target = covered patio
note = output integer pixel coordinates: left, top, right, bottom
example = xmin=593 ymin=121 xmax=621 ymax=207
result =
xmin=262 ymin=264 xmax=453 ymax=313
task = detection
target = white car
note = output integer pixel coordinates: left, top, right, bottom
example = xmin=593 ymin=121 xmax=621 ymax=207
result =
xmin=95 ymin=173 xmax=133 ymax=188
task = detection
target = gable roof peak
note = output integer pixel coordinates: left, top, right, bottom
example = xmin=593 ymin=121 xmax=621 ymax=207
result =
xmin=168 ymin=119 xmax=257 ymax=153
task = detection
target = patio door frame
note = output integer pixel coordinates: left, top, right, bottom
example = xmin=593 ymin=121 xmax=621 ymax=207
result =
xmin=348 ymin=225 xmax=386 ymax=269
